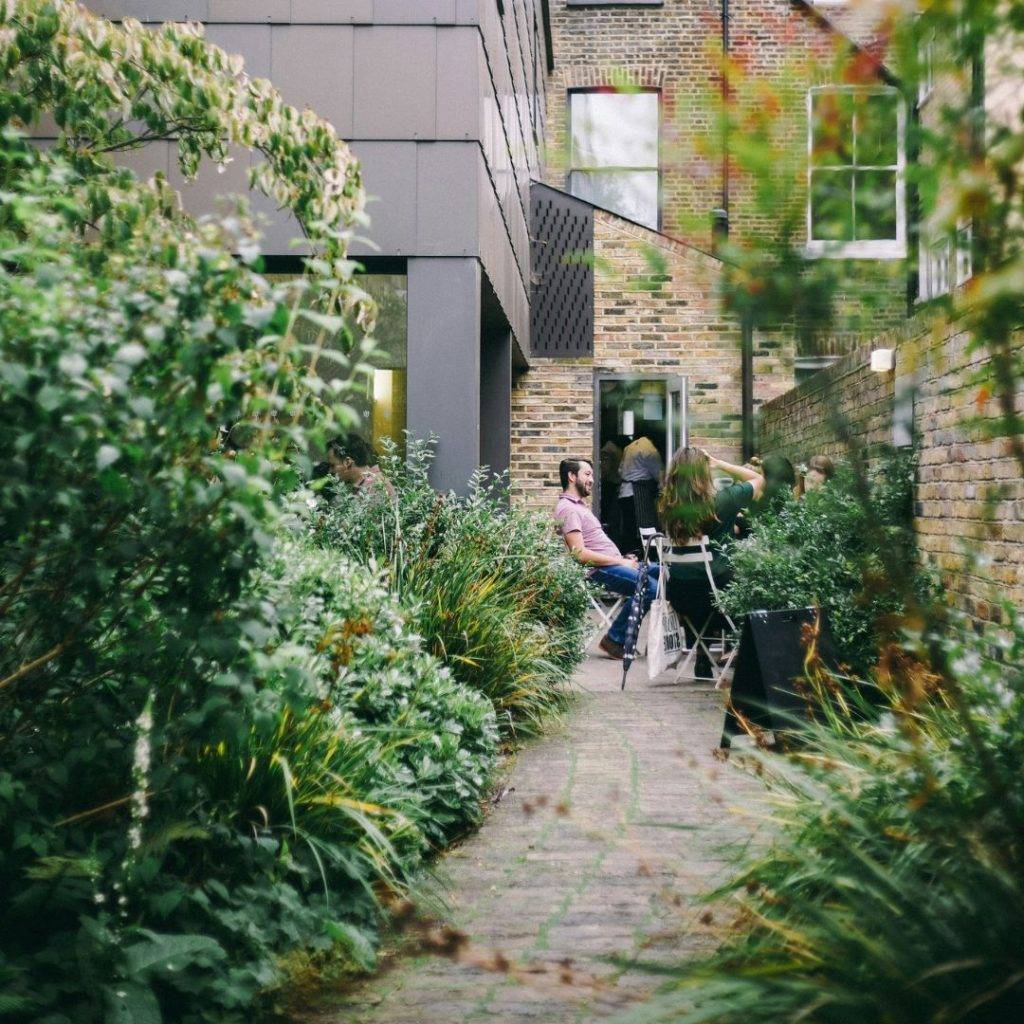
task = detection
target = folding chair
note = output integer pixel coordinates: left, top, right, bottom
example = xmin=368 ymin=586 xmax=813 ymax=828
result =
xmin=662 ymin=535 xmax=738 ymax=689
xmin=586 ymin=589 xmax=627 ymax=653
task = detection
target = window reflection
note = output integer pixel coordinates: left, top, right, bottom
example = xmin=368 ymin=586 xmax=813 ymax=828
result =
xmin=268 ymin=272 xmax=408 ymax=454
xmin=569 ymin=90 xmax=660 ymax=229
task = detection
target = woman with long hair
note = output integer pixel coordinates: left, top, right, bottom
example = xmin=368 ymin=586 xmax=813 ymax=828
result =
xmin=658 ymin=447 xmax=764 ymax=678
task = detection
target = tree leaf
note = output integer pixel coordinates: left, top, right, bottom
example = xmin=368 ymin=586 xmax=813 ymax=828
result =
xmin=123 ymin=933 xmax=225 ymax=976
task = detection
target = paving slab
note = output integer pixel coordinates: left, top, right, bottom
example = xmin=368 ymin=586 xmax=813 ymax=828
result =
xmin=302 ymin=648 xmax=764 ymax=1024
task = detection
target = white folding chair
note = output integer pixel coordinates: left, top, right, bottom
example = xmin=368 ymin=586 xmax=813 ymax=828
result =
xmin=586 ymin=590 xmax=626 ymax=653
xmin=661 ymin=536 xmax=738 ymax=689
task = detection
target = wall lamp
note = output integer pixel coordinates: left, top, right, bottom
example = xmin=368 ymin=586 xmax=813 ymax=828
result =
xmin=870 ymin=348 xmax=895 ymax=373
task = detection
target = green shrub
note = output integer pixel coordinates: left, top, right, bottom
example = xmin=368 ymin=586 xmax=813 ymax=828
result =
xmin=259 ymin=538 xmax=499 ymax=847
xmin=719 ymin=450 xmax=930 ymax=676
xmin=0 ymin=77 xmax=494 ymax=1024
xmin=621 ymin=607 xmax=1024 ymax=1024
xmin=315 ymin=441 xmax=590 ymax=738
xmin=0 ymin=132 xmax=352 ymax=1022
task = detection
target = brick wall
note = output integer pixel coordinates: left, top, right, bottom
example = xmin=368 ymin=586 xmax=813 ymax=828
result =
xmin=544 ymin=0 xmax=907 ymax=360
xmin=510 ymin=208 xmax=794 ymax=514
xmin=758 ymin=315 xmax=1024 ymax=620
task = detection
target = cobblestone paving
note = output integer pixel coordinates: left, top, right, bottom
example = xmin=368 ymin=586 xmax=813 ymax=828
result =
xmin=308 ymin=651 xmax=764 ymax=1024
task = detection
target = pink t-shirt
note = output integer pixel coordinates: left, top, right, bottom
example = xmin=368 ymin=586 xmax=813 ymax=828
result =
xmin=355 ymin=465 xmax=395 ymax=500
xmin=553 ymin=492 xmax=622 ymax=561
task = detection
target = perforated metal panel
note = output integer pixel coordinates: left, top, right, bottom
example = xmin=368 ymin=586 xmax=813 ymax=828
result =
xmin=530 ymin=182 xmax=594 ymax=358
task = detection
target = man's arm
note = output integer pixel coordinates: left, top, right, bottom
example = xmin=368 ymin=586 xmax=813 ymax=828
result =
xmin=563 ymin=530 xmax=634 ymax=568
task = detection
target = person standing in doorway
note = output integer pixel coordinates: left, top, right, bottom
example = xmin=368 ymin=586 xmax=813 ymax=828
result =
xmin=554 ymin=457 xmax=660 ymax=660
xmin=618 ymin=427 xmax=664 ymax=555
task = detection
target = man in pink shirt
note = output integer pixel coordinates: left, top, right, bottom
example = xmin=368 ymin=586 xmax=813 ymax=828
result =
xmin=326 ymin=433 xmax=396 ymax=501
xmin=554 ymin=458 xmax=660 ymax=660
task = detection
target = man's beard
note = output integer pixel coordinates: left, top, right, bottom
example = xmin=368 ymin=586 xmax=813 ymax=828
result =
xmin=574 ymin=481 xmax=592 ymax=498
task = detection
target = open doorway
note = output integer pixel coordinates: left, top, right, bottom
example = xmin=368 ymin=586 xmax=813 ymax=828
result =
xmin=594 ymin=374 xmax=687 ymax=552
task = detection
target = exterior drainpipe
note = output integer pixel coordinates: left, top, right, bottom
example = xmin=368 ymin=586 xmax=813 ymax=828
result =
xmin=719 ymin=0 xmax=755 ymax=459
xmin=721 ymin=0 xmax=730 ymax=228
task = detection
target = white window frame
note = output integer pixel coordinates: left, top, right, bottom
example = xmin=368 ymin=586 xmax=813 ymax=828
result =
xmin=804 ymin=85 xmax=907 ymax=260
xmin=919 ymin=219 xmax=972 ymax=301
xmin=567 ymin=87 xmax=661 ymax=231
xmin=918 ymin=34 xmax=935 ymax=106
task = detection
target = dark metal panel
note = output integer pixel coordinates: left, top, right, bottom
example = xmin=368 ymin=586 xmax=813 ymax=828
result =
xmin=205 ymin=23 xmax=271 ymax=78
xmin=208 ymin=0 xmax=289 ymax=21
xmin=100 ymin=1 xmax=209 ymax=19
xmin=480 ymin=271 xmax=512 ymax=479
xmin=291 ymin=0 xmax=374 ymax=21
xmin=372 ymin=0 xmax=457 ymax=21
xmin=348 ymin=141 xmax=419 ymax=255
xmin=165 ymin=143 xmax=254 ymax=219
xmin=480 ymin=328 xmax=512 ymax=480
xmin=416 ymin=143 xmax=479 ymax=254
xmin=529 ymin=183 xmax=594 ymax=357
xmin=436 ymin=28 xmax=481 ymax=139
xmin=270 ymin=25 xmax=354 ymax=136
xmin=353 ymin=26 xmax=437 ymax=139
xmin=407 ymin=258 xmax=482 ymax=494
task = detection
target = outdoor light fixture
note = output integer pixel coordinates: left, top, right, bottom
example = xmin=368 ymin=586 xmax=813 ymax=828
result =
xmin=870 ymin=348 xmax=895 ymax=372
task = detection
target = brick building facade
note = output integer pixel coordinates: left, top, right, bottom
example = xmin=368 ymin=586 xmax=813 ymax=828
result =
xmin=511 ymin=204 xmax=794 ymax=514
xmin=757 ymin=316 xmax=1024 ymax=622
xmin=510 ymin=0 xmax=910 ymax=513
xmin=541 ymin=0 xmax=908 ymax=343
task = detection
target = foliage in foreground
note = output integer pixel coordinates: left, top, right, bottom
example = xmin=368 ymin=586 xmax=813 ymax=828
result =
xmin=619 ymin=607 xmax=1024 ymax=1024
xmin=617 ymin=3 xmax=1024 ymax=1020
xmin=719 ymin=450 xmax=931 ymax=677
xmin=0 ymin=11 xmax=504 ymax=1020
xmin=315 ymin=440 xmax=591 ymax=739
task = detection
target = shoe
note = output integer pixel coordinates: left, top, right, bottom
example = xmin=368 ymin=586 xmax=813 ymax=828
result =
xmin=598 ymin=635 xmax=625 ymax=660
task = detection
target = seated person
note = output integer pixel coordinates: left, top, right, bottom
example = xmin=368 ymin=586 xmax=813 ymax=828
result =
xmin=759 ymin=452 xmax=802 ymax=507
xmin=553 ymin=457 xmax=660 ymax=661
xmin=657 ymin=447 xmax=764 ymax=678
xmin=803 ymin=454 xmax=835 ymax=491
xmin=325 ymin=433 xmax=396 ymax=500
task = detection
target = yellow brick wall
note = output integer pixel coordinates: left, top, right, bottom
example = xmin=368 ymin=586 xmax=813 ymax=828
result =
xmin=758 ymin=317 xmax=1024 ymax=621
xmin=510 ymin=210 xmax=795 ymax=515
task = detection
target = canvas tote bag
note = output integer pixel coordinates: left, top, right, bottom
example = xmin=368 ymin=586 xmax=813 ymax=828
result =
xmin=647 ymin=541 xmax=684 ymax=679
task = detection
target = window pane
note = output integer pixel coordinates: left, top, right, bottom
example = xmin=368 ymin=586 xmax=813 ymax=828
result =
xmin=269 ymin=272 xmax=408 ymax=454
xmin=569 ymin=169 xmax=659 ymax=228
xmin=811 ymin=91 xmax=853 ymax=167
xmin=570 ymin=91 xmax=658 ymax=169
xmin=810 ymin=169 xmax=853 ymax=241
xmin=857 ymin=92 xmax=899 ymax=166
xmin=854 ymin=170 xmax=897 ymax=240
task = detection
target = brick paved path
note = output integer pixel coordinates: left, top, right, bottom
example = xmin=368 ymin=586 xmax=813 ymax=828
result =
xmin=307 ymin=651 xmax=762 ymax=1024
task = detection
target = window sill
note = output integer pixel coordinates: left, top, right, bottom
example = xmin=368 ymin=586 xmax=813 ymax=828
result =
xmin=803 ymin=240 xmax=907 ymax=260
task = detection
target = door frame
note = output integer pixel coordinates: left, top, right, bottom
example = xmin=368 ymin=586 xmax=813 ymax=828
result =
xmin=592 ymin=372 xmax=689 ymax=517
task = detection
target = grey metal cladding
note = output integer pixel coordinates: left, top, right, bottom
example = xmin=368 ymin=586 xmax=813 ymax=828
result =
xmin=529 ymin=183 xmax=594 ymax=358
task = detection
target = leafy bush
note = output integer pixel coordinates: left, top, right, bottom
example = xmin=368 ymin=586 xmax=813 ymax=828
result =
xmin=623 ymin=607 xmax=1024 ymax=1024
xmin=315 ymin=440 xmax=590 ymax=737
xmin=257 ymin=538 xmax=499 ymax=848
xmin=0 ymin=18 xmax=499 ymax=1019
xmin=719 ymin=450 xmax=930 ymax=676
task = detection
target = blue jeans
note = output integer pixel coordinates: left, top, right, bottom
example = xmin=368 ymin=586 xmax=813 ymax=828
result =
xmin=590 ymin=562 xmax=661 ymax=645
